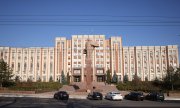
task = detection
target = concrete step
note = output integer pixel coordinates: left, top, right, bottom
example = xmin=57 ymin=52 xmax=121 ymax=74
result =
xmin=94 ymin=84 xmax=119 ymax=93
xmin=71 ymin=82 xmax=87 ymax=90
xmin=69 ymin=82 xmax=119 ymax=93
xmin=59 ymin=85 xmax=75 ymax=93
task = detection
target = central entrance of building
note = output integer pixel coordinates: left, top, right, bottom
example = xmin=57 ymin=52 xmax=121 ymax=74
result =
xmin=73 ymin=76 xmax=81 ymax=82
xmin=96 ymin=75 xmax=105 ymax=82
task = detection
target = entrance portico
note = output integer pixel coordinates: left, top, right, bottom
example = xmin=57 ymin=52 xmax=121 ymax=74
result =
xmin=72 ymin=68 xmax=81 ymax=82
xmin=96 ymin=68 xmax=105 ymax=82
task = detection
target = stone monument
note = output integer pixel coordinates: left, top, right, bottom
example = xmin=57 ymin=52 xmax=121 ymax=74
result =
xmin=83 ymin=39 xmax=99 ymax=90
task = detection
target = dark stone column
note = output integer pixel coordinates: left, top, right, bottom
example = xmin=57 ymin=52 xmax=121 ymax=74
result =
xmin=85 ymin=58 xmax=93 ymax=90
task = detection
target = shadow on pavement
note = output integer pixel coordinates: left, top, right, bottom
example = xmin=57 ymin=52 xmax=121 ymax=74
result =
xmin=0 ymin=98 xmax=17 ymax=108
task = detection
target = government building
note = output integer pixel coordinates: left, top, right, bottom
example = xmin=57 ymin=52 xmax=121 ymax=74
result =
xmin=0 ymin=35 xmax=179 ymax=83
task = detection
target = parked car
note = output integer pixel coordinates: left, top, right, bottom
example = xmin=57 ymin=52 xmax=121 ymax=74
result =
xmin=145 ymin=92 xmax=164 ymax=101
xmin=87 ymin=92 xmax=103 ymax=100
xmin=124 ymin=92 xmax=144 ymax=101
xmin=54 ymin=91 xmax=69 ymax=100
xmin=105 ymin=91 xmax=123 ymax=100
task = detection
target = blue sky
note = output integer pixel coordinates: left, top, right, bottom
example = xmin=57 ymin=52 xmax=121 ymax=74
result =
xmin=0 ymin=0 xmax=180 ymax=49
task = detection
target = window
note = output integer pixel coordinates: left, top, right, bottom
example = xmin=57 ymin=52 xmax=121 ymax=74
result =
xmin=57 ymin=42 xmax=60 ymax=46
xmin=18 ymin=63 xmax=20 ymax=71
xmin=78 ymin=50 xmax=81 ymax=53
xmin=18 ymin=56 xmax=21 ymax=60
xmin=74 ymin=70 xmax=80 ymax=74
xmin=12 ymin=53 xmax=15 ymax=59
xmin=97 ymin=70 xmax=103 ymax=74
xmin=30 ymin=63 xmax=33 ymax=72
xmin=157 ymin=59 xmax=159 ymax=64
xmin=174 ymin=56 xmax=177 ymax=63
xmin=24 ymin=63 xmax=27 ymax=71
xmin=31 ymin=57 xmax=33 ymax=62
xmin=157 ymin=67 xmax=160 ymax=73
xmin=24 ymin=51 xmax=27 ymax=54
xmin=74 ymin=49 xmax=77 ymax=53
xmin=43 ymin=63 xmax=46 ymax=70
xmin=11 ymin=62 xmax=14 ymax=69
xmin=43 ymin=76 xmax=46 ymax=82
xmin=1 ymin=52 xmax=3 ymax=57
xmin=173 ymin=50 xmax=176 ymax=54
xmin=4 ymin=56 xmax=7 ymax=60
xmin=24 ymin=56 xmax=27 ymax=60
xmin=37 ymin=63 xmax=39 ymax=70
xmin=50 ymin=62 xmax=53 ymax=73
xmin=74 ymin=56 xmax=77 ymax=59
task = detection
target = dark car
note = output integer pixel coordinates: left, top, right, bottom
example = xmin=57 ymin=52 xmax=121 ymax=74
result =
xmin=146 ymin=92 xmax=164 ymax=101
xmin=87 ymin=92 xmax=103 ymax=100
xmin=125 ymin=92 xmax=144 ymax=101
xmin=54 ymin=91 xmax=69 ymax=100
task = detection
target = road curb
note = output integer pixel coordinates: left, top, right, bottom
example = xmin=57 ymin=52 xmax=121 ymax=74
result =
xmin=1 ymin=94 xmax=180 ymax=100
xmin=165 ymin=97 xmax=180 ymax=100
xmin=0 ymin=94 xmax=87 ymax=99
xmin=69 ymin=95 xmax=87 ymax=99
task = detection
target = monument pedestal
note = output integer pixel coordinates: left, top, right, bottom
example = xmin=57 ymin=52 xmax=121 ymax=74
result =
xmin=85 ymin=59 xmax=93 ymax=90
xmin=83 ymin=39 xmax=99 ymax=92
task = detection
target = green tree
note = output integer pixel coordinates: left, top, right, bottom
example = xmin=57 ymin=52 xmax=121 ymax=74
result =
xmin=162 ymin=66 xmax=174 ymax=90
xmin=153 ymin=77 xmax=162 ymax=87
xmin=15 ymin=76 xmax=21 ymax=82
xmin=106 ymin=69 xmax=111 ymax=84
xmin=67 ymin=72 xmax=70 ymax=85
xmin=132 ymin=74 xmax=141 ymax=84
xmin=112 ymin=71 xmax=117 ymax=83
xmin=123 ymin=74 xmax=129 ymax=83
xmin=27 ymin=78 xmax=32 ymax=83
xmin=145 ymin=77 xmax=148 ymax=82
xmin=132 ymin=74 xmax=141 ymax=90
xmin=49 ymin=76 xmax=53 ymax=82
xmin=0 ymin=59 xmax=13 ymax=87
xmin=173 ymin=67 xmax=180 ymax=89
xmin=61 ymin=70 xmax=67 ymax=84
xmin=163 ymin=66 xmax=180 ymax=90
xmin=37 ymin=77 xmax=41 ymax=82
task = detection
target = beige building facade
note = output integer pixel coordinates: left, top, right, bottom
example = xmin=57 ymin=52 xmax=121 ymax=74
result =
xmin=0 ymin=35 xmax=179 ymax=82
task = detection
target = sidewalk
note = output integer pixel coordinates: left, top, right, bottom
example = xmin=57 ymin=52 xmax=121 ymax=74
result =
xmin=0 ymin=92 xmax=180 ymax=100
xmin=0 ymin=92 xmax=87 ymax=99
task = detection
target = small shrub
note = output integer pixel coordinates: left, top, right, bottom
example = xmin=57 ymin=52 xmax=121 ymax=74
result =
xmin=2 ymin=81 xmax=16 ymax=87
xmin=9 ymin=82 xmax=62 ymax=92
xmin=116 ymin=81 xmax=161 ymax=92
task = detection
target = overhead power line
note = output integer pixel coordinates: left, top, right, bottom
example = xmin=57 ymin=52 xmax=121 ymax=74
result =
xmin=0 ymin=14 xmax=180 ymax=26
xmin=0 ymin=14 xmax=180 ymax=18
xmin=0 ymin=20 xmax=180 ymax=23
xmin=0 ymin=24 xmax=180 ymax=26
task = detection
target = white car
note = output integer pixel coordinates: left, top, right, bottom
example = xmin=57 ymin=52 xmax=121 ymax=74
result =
xmin=105 ymin=91 xmax=123 ymax=100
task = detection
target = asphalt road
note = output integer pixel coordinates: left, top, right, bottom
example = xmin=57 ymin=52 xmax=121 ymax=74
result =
xmin=0 ymin=97 xmax=179 ymax=108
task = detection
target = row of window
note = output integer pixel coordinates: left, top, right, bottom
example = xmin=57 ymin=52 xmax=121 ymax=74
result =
xmin=11 ymin=62 xmax=54 ymax=73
